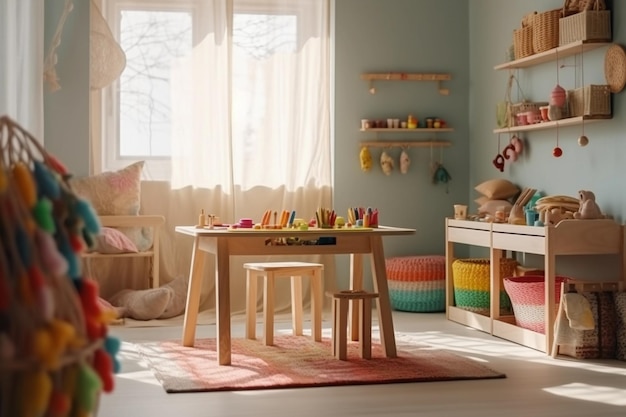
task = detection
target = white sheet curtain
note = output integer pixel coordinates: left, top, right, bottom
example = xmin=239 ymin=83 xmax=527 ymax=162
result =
xmin=0 ymin=0 xmax=44 ymax=139
xmin=170 ymin=0 xmax=332 ymax=220
xmin=99 ymin=0 xmax=334 ymax=320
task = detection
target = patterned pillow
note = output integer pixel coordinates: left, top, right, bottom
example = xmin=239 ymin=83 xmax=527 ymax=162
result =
xmin=70 ymin=161 xmax=144 ymax=215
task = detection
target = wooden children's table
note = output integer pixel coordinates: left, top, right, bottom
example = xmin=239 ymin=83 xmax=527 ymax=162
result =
xmin=175 ymin=225 xmax=415 ymax=365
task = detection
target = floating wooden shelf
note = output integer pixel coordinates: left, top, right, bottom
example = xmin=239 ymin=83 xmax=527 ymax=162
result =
xmin=360 ymin=140 xmax=451 ymax=148
xmin=493 ymin=115 xmax=612 ymax=134
xmin=362 ymin=72 xmax=451 ymax=95
xmin=361 ymin=127 xmax=454 ymax=133
xmin=494 ymin=40 xmax=612 ymax=70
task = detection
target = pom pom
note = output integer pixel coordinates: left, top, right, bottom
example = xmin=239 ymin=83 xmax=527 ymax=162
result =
xmin=94 ymin=349 xmax=115 ymax=392
xmin=76 ymin=364 xmax=102 ymax=413
xmin=19 ymin=370 xmax=52 ymax=417
xmin=48 ymin=391 xmax=71 ymax=415
xmin=32 ymin=198 xmax=56 ymax=233
xmin=45 ymin=154 xmax=69 ymax=176
xmin=105 ymin=336 xmax=122 ymax=373
xmin=75 ymin=198 xmax=101 ymax=235
xmin=13 ymin=162 xmax=37 ymax=208
xmin=35 ymin=229 xmax=68 ymax=277
xmin=33 ymin=160 xmax=61 ymax=199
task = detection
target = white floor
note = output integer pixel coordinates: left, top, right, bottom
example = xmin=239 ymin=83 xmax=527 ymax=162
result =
xmin=99 ymin=311 xmax=626 ymax=417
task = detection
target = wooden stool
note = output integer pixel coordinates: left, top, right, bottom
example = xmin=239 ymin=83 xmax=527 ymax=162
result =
xmin=245 ymin=261 xmax=323 ymax=346
xmin=328 ymin=290 xmax=379 ymax=360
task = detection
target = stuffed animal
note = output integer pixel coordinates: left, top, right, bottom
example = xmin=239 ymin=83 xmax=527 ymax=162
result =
xmin=573 ymin=190 xmax=604 ymax=220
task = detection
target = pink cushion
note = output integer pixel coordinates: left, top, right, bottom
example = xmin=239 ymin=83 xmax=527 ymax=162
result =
xmin=94 ymin=227 xmax=139 ymax=254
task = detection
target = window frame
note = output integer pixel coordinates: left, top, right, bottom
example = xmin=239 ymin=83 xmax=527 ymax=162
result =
xmin=96 ymin=0 xmax=317 ymax=180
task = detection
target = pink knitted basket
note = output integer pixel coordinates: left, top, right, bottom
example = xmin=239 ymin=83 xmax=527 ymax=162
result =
xmin=503 ymin=275 xmax=569 ymax=334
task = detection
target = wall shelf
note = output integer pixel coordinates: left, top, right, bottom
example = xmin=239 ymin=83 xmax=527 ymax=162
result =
xmin=362 ymin=72 xmax=451 ymax=95
xmin=360 ymin=140 xmax=451 ymax=148
xmin=494 ymin=40 xmax=612 ymax=70
xmin=493 ymin=115 xmax=611 ymax=134
xmin=361 ymin=127 xmax=454 ymax=133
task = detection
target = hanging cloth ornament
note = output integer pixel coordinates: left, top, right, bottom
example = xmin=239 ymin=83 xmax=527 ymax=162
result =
xmin=399 ymin=148 xmax=411 ymax=174
xmin=359 ymin=146 xmax=372 ymax=172
xmin=90 ymin=0 xmax=127 ymax=90
xmin=430 ymin=146 xmax=452 ymax=192
xmin=380 ymin=150 xmax=394 ymax=175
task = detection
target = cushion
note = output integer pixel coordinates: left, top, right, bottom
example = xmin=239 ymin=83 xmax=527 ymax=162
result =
xmin=474 ymin=179 xmax=519 ymax=200
xmin=614 ymin=292 xmax=626 ymax=361
xmin=474 ymin=196 xmax=490 ymax=206
xmin=70 ymin=161 xmax=144 ymax=215
xmin=93 ymin=227 xmax=139 ymax=254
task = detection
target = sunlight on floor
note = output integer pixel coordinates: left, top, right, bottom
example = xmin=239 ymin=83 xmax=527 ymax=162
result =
xmin=544 ymin=382 xmax=626 ymax=406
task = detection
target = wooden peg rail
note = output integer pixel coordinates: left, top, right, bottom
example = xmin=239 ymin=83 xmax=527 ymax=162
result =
xmin=360 ymin=140 xmax=451 ymax=148
xmin=360 ymin=73 xmax=451 ymax=81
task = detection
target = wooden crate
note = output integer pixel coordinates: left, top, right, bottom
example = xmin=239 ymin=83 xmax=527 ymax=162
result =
xmin=568 ymin=85 xmax=611 ymax=117
xmin=559 ymin=10 xmax=611 ymax=46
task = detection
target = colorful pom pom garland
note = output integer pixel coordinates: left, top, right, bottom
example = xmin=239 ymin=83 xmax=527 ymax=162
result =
xmin=0 ymin=115 xmax=118 ymax=417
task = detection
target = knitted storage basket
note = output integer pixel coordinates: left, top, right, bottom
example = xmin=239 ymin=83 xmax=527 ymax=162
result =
xmin=503 ymin=275 xmax=569 ymax=334
xmin=386 ymin=255 xmax=446 ymax=312
xmin=451 ymin=258 xmax=518 ymax=315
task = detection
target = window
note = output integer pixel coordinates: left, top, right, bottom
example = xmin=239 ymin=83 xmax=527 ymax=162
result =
xmin=101 ymin=0 xmax=197 ymax=179
xmin=99 ymin=0 xmax=327 ymax=186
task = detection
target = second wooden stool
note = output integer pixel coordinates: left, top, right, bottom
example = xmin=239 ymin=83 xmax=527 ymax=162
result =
xmin=245 ymin=261 xmax=323 ymax=346
xmin=328 ymin=290 xmax=379 ymax=360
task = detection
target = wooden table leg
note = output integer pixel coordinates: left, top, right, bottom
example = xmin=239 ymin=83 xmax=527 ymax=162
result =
xmin=215 ymin=238 xmax=231 ymax=365
xmin=369 ymin=235 xmax=397 ymax=358
xmin=182 ymin=236 xmax=206 ymax=347
xmin=349 ymin=253 xmax=363 ymax=341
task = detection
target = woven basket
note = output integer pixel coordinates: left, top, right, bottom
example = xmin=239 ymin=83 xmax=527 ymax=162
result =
xmin=386 ymin=255 xmax=446 ymax=312
xmin=559 ymin=2 xmax=610 ymax=46
xmin=0 ymin=116 xmax=115 ymax=417
xmin=513 ymin=26 xmax=534 ymax=60
xmin=533 ymin=9 xmax=561 ymax=53
xmin=568 ymin=84 xmax=611 ymax=117
xmin=451 ymin=258 xmax=518 ymax=315
xmin=503 ymin=275 xmax=569 ymax=334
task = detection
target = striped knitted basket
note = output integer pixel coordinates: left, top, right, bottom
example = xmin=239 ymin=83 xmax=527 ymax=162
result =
xmin=503 ymin=275 xmax=568 ymax=334
xmin=452 ymin=258 xmax=518 ymax=315
xmin=385 ymin=255 xmax=446 ymax=312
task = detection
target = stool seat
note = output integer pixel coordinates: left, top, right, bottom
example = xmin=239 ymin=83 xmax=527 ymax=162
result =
xmin=245 ymin=261 xmax=323 ymax=346
xmin=328 ymin=290 xmax=379 ymax=360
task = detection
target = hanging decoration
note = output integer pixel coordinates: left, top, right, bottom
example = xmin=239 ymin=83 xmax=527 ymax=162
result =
xmin=493 ymin=134 xmax=505 ymax=172
xmin=359 ymin=146 xmax=372 ymax=172
xmin=399 ymin=148 xmax=411 ymax=174
xmin=430 ymin=145 xmax=452 ymax=191
xmin=380 ymin=150 xmax=394 ymax=175
xmin=90 ymin=0 xmax=127 ymax=90
xmin=43 ymin=0 xmax=75 ymax=91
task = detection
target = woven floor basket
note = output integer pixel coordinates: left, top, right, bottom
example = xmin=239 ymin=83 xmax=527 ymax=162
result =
xmin=386 ymin=255 xmax=446 ymax=312
xmin=503 ymin=275 xmax=568 ymax=334
xmin=451 ymin=258 xmax=517 ymax=315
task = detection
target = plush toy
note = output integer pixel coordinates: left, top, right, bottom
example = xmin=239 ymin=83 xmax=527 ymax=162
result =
xmin=399 ymin=149 xmax=411 ymax=174
xmin=359 ymin=147 xmax=372 ymax=172
xmin=380 ymin=151 xmax=394 ymax=175
xmin=573 ymin=190 xmax=604 ymax=220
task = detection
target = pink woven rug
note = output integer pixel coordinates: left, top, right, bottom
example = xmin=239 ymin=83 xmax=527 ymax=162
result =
xmin=136 ymin=336 xmax=505 ymax=393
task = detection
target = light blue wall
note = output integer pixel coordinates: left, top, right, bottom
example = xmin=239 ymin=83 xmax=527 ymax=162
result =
xmin=333 ymin=0 xmax=470 ymax=262
xmin=44 ymin=0 xmax=90 ymax=177
xmin=44 ymin=1 xmax=626 ymax=275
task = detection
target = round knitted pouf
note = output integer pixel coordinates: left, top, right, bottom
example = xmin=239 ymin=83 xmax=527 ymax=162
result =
xmin=385 ymin=255 xmax=446 ymax=312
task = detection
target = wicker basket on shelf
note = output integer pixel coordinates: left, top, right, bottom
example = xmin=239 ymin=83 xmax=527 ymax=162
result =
xmin=533 ymin=9 xmax=561 ymax=53
xmin=451 ymin=258 xmax=518 ymax=316
xmin=568 ymin=84 xmax=611 ymax=117
xmin=559 ymin=0 xmax=610 ymax=45
xmin=0 ymin=116 xmax=117 ymax=417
